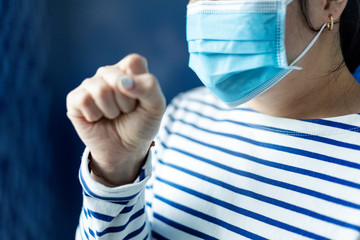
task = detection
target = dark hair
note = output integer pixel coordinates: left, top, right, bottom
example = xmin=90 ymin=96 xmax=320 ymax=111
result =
xmin=299 ymin=0 xmax=360 ymax=73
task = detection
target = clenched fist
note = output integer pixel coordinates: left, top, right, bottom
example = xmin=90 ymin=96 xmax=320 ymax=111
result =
xmin=66 ymin=54 xmax=166 ymax=186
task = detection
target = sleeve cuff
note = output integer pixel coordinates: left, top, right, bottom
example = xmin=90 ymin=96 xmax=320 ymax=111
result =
xmin=79 ymin=147 xmax=152 ymax=201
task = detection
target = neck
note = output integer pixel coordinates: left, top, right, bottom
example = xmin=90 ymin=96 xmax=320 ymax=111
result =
xmin=246 ymin=39 xmax=360 ymax=119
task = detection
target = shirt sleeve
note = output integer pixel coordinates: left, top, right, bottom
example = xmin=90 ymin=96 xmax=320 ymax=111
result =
xmin=75 ymin=147 xmax=153 ymax=240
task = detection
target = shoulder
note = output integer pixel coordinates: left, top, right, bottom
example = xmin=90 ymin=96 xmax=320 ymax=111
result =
xmin=160 ymin=87 xmax=226 ymax=129
xmin=174 ymin=86 xmax=211 ymax=100
xmin=169 ymin=86 xmax=225 ymax=109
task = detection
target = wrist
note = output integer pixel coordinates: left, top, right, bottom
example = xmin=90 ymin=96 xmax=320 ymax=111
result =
xmin=89 ymin=155 xmax=141 ymax=186
xmin=88 ymin=141 xmax=155 ymax=187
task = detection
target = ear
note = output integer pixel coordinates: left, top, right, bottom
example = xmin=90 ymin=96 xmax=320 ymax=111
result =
xmin=322 ymin=0 xmax=348 ymax=22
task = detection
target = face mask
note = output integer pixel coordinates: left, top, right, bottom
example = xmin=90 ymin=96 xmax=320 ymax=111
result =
xmin=186 ymin=0 xmax=326 ymax=107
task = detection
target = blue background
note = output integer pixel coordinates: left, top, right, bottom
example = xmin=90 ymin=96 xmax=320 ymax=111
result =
xmin=1 ymin=0 xmax=199 ymax=239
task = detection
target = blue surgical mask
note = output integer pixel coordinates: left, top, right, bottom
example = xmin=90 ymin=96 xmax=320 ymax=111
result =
xmin=186 ymin=0 xmax=326 ymax=107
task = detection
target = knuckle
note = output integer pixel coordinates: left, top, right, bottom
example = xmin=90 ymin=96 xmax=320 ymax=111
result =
xmin=96 ymin=66 xmax=109 ymax=75
xmin=80 ymin=78 xmax=92 ymax=87
xmin=127 ymin=53 xmax=147 ymax=67
xmin=91 ymin=115 xmax=102 ymax=122
xmin=65 ymin=94 xmax=73 ymax=111
xmin=95 ymin=85 xmax=113 ymax=99
xmin=66 ymin=90 xmax=75 ymax=103
xmin=145 ymin=73 xmax=157 ymax=90
xmin=128 ymin=53 xmax=146 ymax=63
xmin=88 ymin=111 xmax=102 ymax=122
xmin=108 ymin=112 xmax=119 ymax=120
xmin=79 ymin=93 xmax=93 ymax=109
xmin=66 ymin=88 xmax=81 ymax=106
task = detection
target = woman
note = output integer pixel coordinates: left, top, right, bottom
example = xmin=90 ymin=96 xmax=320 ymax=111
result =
xmin=67 ymin=0 xmax=360 ymax=239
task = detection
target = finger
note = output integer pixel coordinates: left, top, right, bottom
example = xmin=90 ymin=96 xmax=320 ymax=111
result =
xmin=81 ymin=77 xmax=120 ymax=119
xmin=66 ymin=88 xmax=103 ymax=122
xmin=96 ymin=66 xmax=137 ymax=113
xmin=117 ymin=54 xmax=149 ymax=75
xmin=117 ymin=73 xmax=166 ymax=116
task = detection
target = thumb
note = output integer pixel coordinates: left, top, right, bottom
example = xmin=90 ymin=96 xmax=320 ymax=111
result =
xmin=118 ymin=54 xmax=149 ymax=75
xmin=118 ymin=73 xmax=166 ymax=116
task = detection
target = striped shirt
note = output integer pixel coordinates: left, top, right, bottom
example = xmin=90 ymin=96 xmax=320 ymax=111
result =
xmin=76 ymin=87 xmax=360 ymax=240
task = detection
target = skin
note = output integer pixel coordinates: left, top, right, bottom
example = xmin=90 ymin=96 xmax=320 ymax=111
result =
xmin=246 ymin=0 xmax=360 ymax=118
xmin=67 ymin=55 xmax=166 ymax=187
xmin=66 ymin=0 xmax=360 ymax=187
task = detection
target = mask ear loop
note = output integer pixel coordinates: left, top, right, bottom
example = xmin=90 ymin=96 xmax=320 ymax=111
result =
xmin=289 ymin=23 xmax=327 ymax=70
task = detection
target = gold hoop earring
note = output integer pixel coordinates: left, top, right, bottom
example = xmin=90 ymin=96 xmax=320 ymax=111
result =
xmin=327 ymin=15 xmax=334 ymax=31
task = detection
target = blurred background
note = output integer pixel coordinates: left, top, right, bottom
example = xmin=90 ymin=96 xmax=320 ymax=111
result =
xmin=0 ymin=0 xmax=199 ymax=239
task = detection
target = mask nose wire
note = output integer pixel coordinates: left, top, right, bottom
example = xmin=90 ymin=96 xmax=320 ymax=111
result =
xmin=289 ymin=23 xmax=327 ymax=70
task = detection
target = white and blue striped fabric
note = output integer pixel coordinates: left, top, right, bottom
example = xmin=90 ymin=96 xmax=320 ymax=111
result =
xmin=76 ymin=87 xmax=360 ymax=240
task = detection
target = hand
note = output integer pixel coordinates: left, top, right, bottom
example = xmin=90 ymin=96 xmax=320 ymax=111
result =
xmin=66 ymin=54 xmax=166 ymax=186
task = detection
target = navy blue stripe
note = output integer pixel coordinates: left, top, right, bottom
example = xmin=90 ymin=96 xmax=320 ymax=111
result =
xmin=110 ymin=201 xmax=130 ymax=205
xmin=163 ymin=119 xmax=360 ymax=189
xmin=83 ymin=191 xmax=91 ymax=198
xmin=79 ymin=168 xmax=139 ymax=203
xmin=152 ymin=230 xmax=169 ymax=240
xmin=185 ymin=97 xmax=360 ymax=131
xmin=156 ymin=194 xmax=267 ymax=239
xmin=84 ymin=190 xmax=127 ymax=205
xmin=124 ymin=221 xmax=146 ymax=240
xmin=158 ymin=139 xmax=360 ymax=210
xmin=166 ymin=112 xmax=360 ymax=171
xmin=300 ymin=119 xmax=360 ymax=133
xmin=83 ymin=207 xmax=88 ymax=219
xmin=156 ymin=157 xmax=360 ymax=231
xmin=85 ymin=208 xmax=114 ymax=222
xmin=97 ymin=207 xmax=145 ymax=237
xmin=80 ymin=221 xmax=89 ymax=240
xmin=143 ymin=234 xmax=149 ymax=240
xmin=88 ymin=228 xmax=95 ymax=238
xmin=171 ymin=104 xmax=360 ymax=151
xmin=121 ymin=205 xmax=135 ymax=214
xmin=154 ymin=213 xmax=218 ymax=240
xmin=140 ymin=169 xmax=146 ymax=181
xmin=156 ymin=177 xmax=330 ymax=240
xmin=83 ymin=229 xmax=89 ymax=240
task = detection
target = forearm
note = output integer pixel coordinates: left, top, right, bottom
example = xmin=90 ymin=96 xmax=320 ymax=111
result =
xmin=76 ymin=147 xmax=153 ymax=239
xmin=88 ymin=141 xmax=154 ymax=187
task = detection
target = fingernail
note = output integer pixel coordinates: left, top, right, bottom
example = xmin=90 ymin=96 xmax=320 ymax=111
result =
xmin=119 ymin=76 xmax=134 ymax=90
